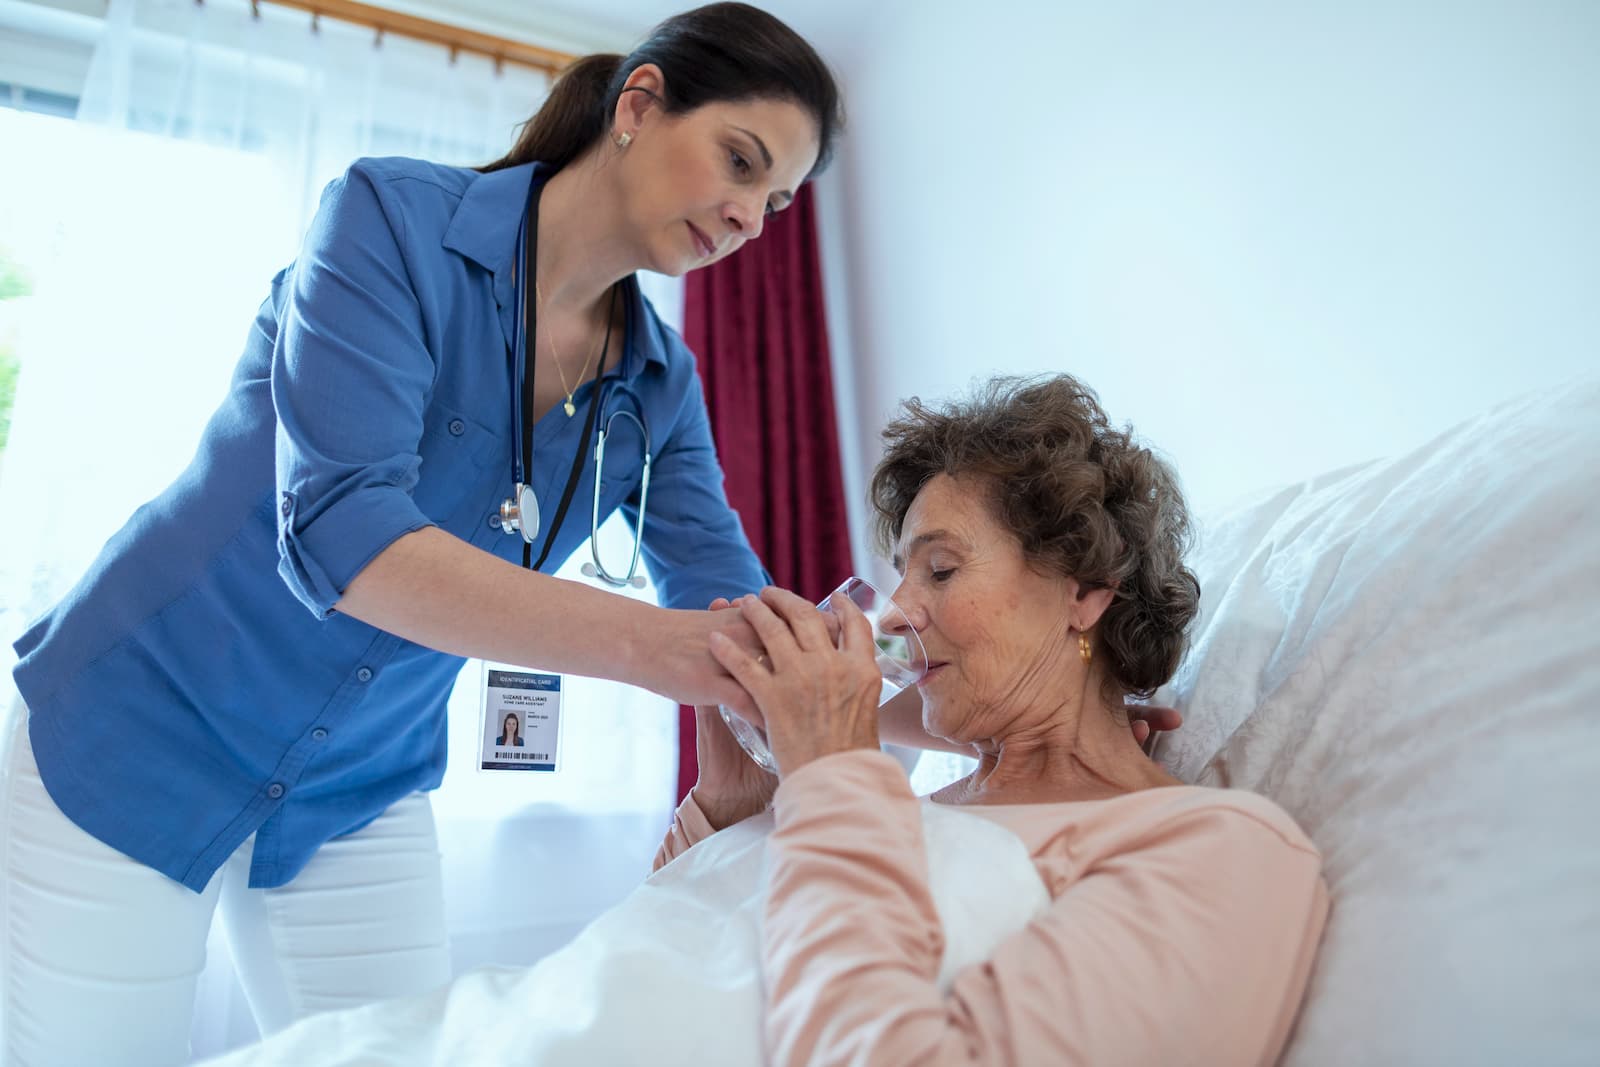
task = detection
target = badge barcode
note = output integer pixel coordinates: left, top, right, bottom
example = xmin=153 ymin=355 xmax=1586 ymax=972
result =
xmin=531 ymin=752 xmax=549 ymax=760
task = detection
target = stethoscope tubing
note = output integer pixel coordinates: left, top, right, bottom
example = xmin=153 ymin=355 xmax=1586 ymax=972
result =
xmin=504 ymin=166 xmax=649 ymax=587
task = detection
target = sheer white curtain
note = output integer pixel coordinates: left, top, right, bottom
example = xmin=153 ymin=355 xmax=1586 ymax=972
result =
xmin=0 ymin=0 xmax=683 ymax=1058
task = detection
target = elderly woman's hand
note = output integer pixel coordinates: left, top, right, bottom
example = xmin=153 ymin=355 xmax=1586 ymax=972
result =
xmin=689 ymin=598 xmax=778 ymax=829
xmin=689 ymin=704 xmax=778 ymax=830
xmin=709 ymin=586 xmax=883 ymax=777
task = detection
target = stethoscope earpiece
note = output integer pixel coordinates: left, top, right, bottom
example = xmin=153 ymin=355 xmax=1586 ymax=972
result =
xmin=581 ymin=562 xmax=646 ymax=589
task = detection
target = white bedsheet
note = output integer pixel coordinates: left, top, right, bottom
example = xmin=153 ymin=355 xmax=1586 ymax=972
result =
xmin=205 ymin=801 xmax=1048 ymax=1066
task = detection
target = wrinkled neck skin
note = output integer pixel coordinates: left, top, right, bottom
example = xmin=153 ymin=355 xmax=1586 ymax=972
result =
xmin=938 ymin=642 xmax=1178 ymax=807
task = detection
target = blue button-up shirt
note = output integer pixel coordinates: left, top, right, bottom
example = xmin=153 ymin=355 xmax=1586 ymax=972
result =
xmin=11 ymin=158 xmax=767 ymax=892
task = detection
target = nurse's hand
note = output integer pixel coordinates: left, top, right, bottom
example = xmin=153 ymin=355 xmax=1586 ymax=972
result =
xmin=1128 ymin=703 xmax=1182 ymax=746
xmin=644 ymin=597 xmax=767 ymax=721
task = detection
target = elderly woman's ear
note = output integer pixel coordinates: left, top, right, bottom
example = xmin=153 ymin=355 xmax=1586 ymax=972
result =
xmin=1070 ymin=583 xmax=1116 ymax=633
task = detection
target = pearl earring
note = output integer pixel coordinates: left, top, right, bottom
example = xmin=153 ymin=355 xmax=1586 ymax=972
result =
xmin=615 ymin=131 xmax=633 ymax=149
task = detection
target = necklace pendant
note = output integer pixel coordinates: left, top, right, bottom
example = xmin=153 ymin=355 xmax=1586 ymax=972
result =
xmin=563 ymin=398 xmax=577 ymax=417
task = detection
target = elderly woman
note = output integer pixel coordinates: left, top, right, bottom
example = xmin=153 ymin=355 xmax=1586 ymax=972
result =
xmin=203 ymin=375 xmax=1325 ymax=1067
xmin=671 ymin=373 xmax=1329 ymax=1064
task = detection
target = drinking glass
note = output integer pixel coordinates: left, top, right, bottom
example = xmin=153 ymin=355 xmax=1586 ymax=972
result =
xmin=718 ymin=576 xmax=927 ymax=772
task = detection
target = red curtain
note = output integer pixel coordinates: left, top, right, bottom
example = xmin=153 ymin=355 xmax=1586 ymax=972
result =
xmin=675 ymin=183 xmax=855 ymax=803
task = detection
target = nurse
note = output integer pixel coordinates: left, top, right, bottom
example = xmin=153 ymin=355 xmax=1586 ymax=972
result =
xmin=1 ymin=3 xmax=839 ymax=1062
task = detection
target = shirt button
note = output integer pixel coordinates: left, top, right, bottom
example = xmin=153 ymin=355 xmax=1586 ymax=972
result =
xmin=280 ymin=494 xmax=292 ymax=517
xmin=488 ymin=512 xmax=502 ymax=529
xmin=448 ymin=418 xmax=466 ymax=436
xmin=311 ymin=727 xmax=329 ymax=741
xmin=267 ymin=783 xmax=286 ymax=799
xmin=356 ymin=666 xmax=374 ymax=683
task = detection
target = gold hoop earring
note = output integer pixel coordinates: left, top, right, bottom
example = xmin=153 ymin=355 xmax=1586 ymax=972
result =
xmin=1079 ymin=631 xmax=1092 ymax=665
xmin=614 ymin=131 xmax=633 ymax=149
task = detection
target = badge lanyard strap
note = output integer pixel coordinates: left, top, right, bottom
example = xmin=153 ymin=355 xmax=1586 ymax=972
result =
xmin=511 ymin=175 xmax=540 ymax=570
xmin=512 ymin=169 xmax=617 ymax=572
xmin=531 ymin=296 xmax=614 ymax=573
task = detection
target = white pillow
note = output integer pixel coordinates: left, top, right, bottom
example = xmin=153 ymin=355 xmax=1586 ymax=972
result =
xmin=1153 ymin=378 xmax=1600 ymax=1066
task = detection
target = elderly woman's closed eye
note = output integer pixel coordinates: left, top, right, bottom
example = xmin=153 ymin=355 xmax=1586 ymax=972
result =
xmin=687 ymin=373 xmax=1329 ymax=1066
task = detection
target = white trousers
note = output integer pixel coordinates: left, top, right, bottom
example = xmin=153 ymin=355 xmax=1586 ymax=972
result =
xmin=0 ymin=707 xmax=453 ymax=1066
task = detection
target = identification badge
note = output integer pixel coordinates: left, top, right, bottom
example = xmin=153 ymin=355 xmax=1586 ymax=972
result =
xmin=478 ymin=662 xmax=562 ymax=772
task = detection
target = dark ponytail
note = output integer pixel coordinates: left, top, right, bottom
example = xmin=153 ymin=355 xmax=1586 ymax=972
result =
xmin=480 ymin=53 xmax=623 ymax=174
xmin=479 ymin=3 xmax=843 ymax=176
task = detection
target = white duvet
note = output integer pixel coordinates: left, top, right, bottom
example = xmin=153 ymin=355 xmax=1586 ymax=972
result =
xmin=206 ymin=802 xmax=1049 ymax=1066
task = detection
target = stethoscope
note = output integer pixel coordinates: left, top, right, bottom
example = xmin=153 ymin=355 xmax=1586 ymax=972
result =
xmin=581 ymin=387 xmax=651 ymax=588
xmin=498 ymin=166 xmax=652 ymax=589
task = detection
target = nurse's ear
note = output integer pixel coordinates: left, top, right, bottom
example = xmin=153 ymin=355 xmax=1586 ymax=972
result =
xmin=612 ymin=63 xmax=667 ymax=145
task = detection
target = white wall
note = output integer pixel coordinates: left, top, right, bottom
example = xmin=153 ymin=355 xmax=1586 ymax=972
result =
xmin=786 ymin=0 xmax=1599 ymax=575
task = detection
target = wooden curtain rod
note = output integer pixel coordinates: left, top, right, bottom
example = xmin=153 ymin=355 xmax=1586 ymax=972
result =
xmin=254 ymin=0 xmax=579 ymax=75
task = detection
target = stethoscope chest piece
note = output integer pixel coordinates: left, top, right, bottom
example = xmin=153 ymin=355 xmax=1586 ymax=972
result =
xmin=500 ymin=482 xmax=541 ymax=543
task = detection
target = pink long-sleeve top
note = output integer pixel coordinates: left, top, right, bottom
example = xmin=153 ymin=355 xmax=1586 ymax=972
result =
xmin=655 ymin=749 xmax=1328 ymax=1066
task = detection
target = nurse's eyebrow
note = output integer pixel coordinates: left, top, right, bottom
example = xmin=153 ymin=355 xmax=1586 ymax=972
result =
xmin=733 ymin=126 xmax=773 ymax=168
xmin=732 ymin=126 xmax=796 ymax=207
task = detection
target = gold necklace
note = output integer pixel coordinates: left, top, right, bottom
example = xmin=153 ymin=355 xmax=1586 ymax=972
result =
xmin=535 ymin=280 xmax=606 ymax=417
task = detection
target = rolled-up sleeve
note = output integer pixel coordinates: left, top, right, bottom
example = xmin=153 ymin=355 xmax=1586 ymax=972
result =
xmin=636 ymin=370 xmax=770 ymax=611
xmin=650 ymin=788 xmax=721 ymax=873
xmin=273 ymin=162 xmax=439 ymax=616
